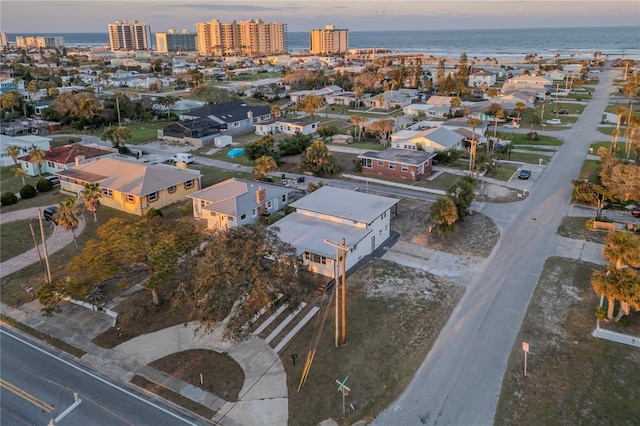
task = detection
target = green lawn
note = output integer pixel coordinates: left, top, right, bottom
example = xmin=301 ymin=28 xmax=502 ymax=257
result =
xmin=414 ymin=172 xmax=461 ymax=191
xmin=597 ymin=127 xmax=615 ymax=136
xmin=578 ymin=159 xmax=600 ymax=183
xmin=588 ymin=141 xmax=630 ymax=159
xmin=87 ymin=120 xmax=176 ymax=145
xmin=0 ymin=218 xmax=54 ymax=262
xmin=495 ymin=132 xmax=562 ymax=146
xmin=491 ymin=164 xmax=519 ymax=181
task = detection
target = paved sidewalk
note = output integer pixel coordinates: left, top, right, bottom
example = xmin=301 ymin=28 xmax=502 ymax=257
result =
xmin=0 ymin=207 xmax=86 ymax=278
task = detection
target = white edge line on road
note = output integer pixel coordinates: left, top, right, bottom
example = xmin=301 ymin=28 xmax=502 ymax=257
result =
xmin=0 ymin=328 xmax=197 ymax=426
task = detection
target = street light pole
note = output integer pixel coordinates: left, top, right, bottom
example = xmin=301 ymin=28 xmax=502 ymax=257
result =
xmin=324 ymin=238 xmax=351 ymax=347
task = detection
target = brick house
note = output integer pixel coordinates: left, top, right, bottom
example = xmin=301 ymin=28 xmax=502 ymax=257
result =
xmin=358 ymin=148 xmax=436 ymax=182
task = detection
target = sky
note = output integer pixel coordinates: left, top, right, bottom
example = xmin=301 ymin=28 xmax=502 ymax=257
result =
xmin=1 ymin=0 xmax=639 ymax=33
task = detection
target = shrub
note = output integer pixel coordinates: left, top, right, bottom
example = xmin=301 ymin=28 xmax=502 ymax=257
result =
xmin=595 ymin=306 xmax=607 ymax=320
xmin=36 ymin=178 xmax=53 ymax=192
xmin=526 ymin=131 xmax=539 ymax=141
xmin=1 ymin=191 xmax=18 ymax=206
xmin=146 ymin=208 xmax=164 ymax=218
xmin=19 ymin=184 xmax=37 ymax=200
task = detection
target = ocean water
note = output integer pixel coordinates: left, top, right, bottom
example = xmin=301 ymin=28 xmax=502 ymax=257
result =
xmin=8 ymin=26 xmax=638 ymax=61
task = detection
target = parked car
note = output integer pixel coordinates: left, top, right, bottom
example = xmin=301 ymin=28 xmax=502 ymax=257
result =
xmin=546 ymin=118 xmax=562 ymax=125
xmin=553 ymin=109 xmax=569 ymax=115
xmin=518 ymin=169 xmax=532 ymax=179
xmin=45 ymin=175 xmax=60 ymax=186
xmin=43 ymin=206 xmax=58 ymax=223
xmin=170 ymin=153 xmax=194 ymax=164
xmin=503 ymin=123 xmax=520 ymax=129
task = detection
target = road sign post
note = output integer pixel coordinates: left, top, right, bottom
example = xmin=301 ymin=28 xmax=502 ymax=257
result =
xmin=336 ymin=376 xmax=350 ymax=416
xmin=522 ymin=341 xmax=530 ymax=377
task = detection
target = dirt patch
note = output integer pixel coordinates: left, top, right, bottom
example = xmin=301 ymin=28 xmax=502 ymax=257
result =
xmin=475 ymin=182 xmax=524 ymax=203
xmin=392 ymin=198 xmax=500 ymax=257
xmin=149 ymin=349 xmax=244 ymax=402
xmin=284 ymin=258 xmax=465 ymax=425
xmin=495 ymin=257 xmax=640 ymax=425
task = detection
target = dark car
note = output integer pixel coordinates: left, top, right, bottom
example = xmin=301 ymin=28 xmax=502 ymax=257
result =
xmin=45 ymin=175 xmax=60 ymax=186
xmin=554 ymin=109 xmax=569 ymax=115
xmin=518 ymin=169 xmax=532 ymax=179
xmin=43 ymin=206 xmax=58 ymax=223
xmin=632 ymin=207 xmax=640 ymax=218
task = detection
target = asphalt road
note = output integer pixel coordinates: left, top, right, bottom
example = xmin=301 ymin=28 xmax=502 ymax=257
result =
xmin=0 ymin=327 xmax=204 ymax=426
xmin=374 ymin=70 xmax=618 ymax=425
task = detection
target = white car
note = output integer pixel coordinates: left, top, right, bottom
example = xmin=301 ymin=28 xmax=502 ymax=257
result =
xmin=546 ymin=118 xmax=562 ymax=125
xmin=503 ymin=123 xmax=520 ymax=129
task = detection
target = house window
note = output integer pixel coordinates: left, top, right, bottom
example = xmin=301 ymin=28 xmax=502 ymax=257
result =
xmin=253 ymin=209 xmax=257 ymax=217
xmin=228 ymin=216 xmax=234 ymax=221
xmin=389 ymin=163 xmax=396 ymax=170
xmin=47 ymin=161 xmax=55 ymax=168
xmin=267 ymin=201 xmax=272 ymax=208
xmin=102 ymin=188 xmax=113 ymax=198
xmin=184 ymin=180 xmax=194 ymax=189
xmin=168 ymin=185 xmax=176 ymax=194
xmin=148 ymin=192 xmax=158 ymax=202
xmin=401 ymin=165 xmax=409 ymax=172
xmin=377 ymin=161 xmax=384 ymax=166
xmin=362 ymin=158 xmax=372 ymax=168
xmin=200 ymin=200 xmax=210 ymax=207
xmin=304 ymin=253 xmax=327 ymax=264
xmin=126 ymin=194 xmax=135 ymax=203
xmin=418 ymin=164 xmax=424 ymax=174
xmin=240 ymin=214 xmax=246 ymax=220
xmin=282 ymin=195 xmax=286 ymax=203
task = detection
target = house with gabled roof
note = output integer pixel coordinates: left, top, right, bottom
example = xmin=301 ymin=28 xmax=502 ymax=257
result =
xmin=391 ymin=127 xmax=464 ymax=152
xmin=17 ymin=144 xmax=117 ymax=177
xmin=57 ymin=157 xmax=201 ymax=216
xmin=255 ymin=117 xmax=319 ymax=136
xmin=179 ymin=102 xmax=272 ymax=136
xmin=188 ymin=178 xmax=293 ymax=230
xmin=158 ymin=118 xmax=224 ymax=146
xmin=271 ymin=186 xmax=399 ymax=277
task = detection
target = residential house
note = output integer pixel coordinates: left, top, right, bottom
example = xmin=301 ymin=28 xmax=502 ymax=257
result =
xmin=326 ymin=91 xmax=358 ymax=106
xmin=0 ymin=134 xmax=51 ymax=167
xmin=501 ymin=75 xmax=554 ymax=96
xmin=402 ymin=103 xmax=437 ymax=118
xmin=361 ymin=91 xmax=412 ymax=110
xmin=271 ymin=186 xmax=399 ymax=277
xmin=255 ymin=118 xmax=318 ymax=136
xmin=158 ymin=118 xmax=225 ymax=146
xmin=289 ymin=85 xmax=343 ymax=104
xmin=57 ymin=158 xmax=201 ymax=216
xmin=17 ymin=144 xmax=117 ymax=177
xmin=391 ymin=128 xmax=463 ymax=152
xmin=358 ymin=148 xmax=436 ymax=182
xmin=188 ymin=178 xmax=293 ymax=230
xmin=468 ymin=69 xmax=497 ymax=88
xmin=442 ymin=117 xmax=487 ymax=143
xmin=179 ymin=102 xmax=272 ymax=136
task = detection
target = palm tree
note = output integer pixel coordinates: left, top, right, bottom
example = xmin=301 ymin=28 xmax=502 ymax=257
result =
xmin=350 ymin=115 xmax=367 ymax=142
xmin=4 ymin=145 xmax=21 ymax=168
xmin=603 ymin=232 xmax=640 ymax=271
xmin=28 ymin=147 xmax=46 ymax=176
xmin=467 ymin=117 xmax=483 ymax=176
xmin=86 ymin=285 xmax=105 ymax=311
xmin=54 ymin=197 xmax=81 ymax=246
xmin=81 ymin=183 xmax=102 ymax=222
xmin=429 ymin=196 xmax=459 ymax=234
xmin=353 ymin=85 xmax=365 ymax=108
xmin=449 ymin=97 xmax=462 ymax=116
xmin=253 ymin=155 xmax=278 ymax=180
xmin=612 ymin=105 xmax=627 ymax=153
xmin=14 ymin=167 xmax=28 ymax=186
xmin=270 ymin=105 xmax=281 ymax=119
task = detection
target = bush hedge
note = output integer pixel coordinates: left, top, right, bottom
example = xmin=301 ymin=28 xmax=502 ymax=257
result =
xmin=19 ymin=184 xmax=37 ymax=200
xmin=36 ymin=178 xmax=53 ymax=193
xmin=1 ymin=191 xmax=18 ymax=206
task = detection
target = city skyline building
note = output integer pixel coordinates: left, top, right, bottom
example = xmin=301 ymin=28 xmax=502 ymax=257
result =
xmin=155 ymin=29 xmax=197 ymax=53
xmin=108 ymin=19 xmax=152 ymax=51
xmin=309 ymin=24 xmax=348 ymax=55
xmin=15 ymin=35 xmax=65 ymax=49
xmin=196 ymin=18 xmax=287 ymax=57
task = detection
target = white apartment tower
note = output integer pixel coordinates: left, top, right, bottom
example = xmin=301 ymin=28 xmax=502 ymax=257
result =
xmin=309 ymin=25 xmax=348 ymax=55
xmin=108 ymin=19 xmax=152 ymax=51
xmin=196 ymin=18 xmax=287 ymax=57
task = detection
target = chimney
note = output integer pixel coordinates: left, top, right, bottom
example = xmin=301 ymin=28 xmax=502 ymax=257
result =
xmin=75 ymin=155 xmax=85 ymax=166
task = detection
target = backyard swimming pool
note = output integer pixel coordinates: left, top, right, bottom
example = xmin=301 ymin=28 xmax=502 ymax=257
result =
xmin=227 ymin=148 xmax=245 ymax=158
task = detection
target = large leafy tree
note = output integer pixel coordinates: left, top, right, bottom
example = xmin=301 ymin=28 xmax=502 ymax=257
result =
xmin=81 ymin=183 xmax=102 ymax=222
xmin=600 ymin=163 xmax=640 ymax=202
xmin=54 ymin=197 xmax=82 ymax=246
xmin=368 ymin=119 xmax=395 ymax=146
xmin=447 ymin=177 xmax=476 ymax=220
xmin=297 ymin=94 xmax=324 ymax=119
xmin=102 ymin=126 xmax=131 ymax=151
xmin=184 ymin=225 xmax=309 ymax=341
xmin=191 ymin=85 xmax=235 ymax=104
xmin=245 ymin=135 xmax=279 ymax=162
xmin=300 ymin=140 xmax=338 ymax=176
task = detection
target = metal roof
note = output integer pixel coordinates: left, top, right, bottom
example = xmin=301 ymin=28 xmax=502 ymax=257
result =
xmin=358 ymin=148 xmax=436 ymax=166
xmin=290 ymin=186 xmax=399 ymax=225
xmin=270 ymin=212 xmax=372 ymax=258
xmin=188 ymin=178 xmax=292 ymax=217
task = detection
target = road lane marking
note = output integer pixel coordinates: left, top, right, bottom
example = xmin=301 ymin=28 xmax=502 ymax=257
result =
xmin=0 ymin=328 xmax=196 ymax=425
xmin=0 ymin=378 xmax=54 ymax=412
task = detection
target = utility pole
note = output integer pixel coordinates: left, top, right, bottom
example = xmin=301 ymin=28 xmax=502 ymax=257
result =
xmin=324 ymin=238 xmax=351 ymax=346
xmin=37 ymin=209 xmax=52 ymax=283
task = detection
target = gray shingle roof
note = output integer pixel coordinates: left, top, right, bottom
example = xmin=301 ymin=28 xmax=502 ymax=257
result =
xmin=358 ymin=148 xmax=436 ymax=166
